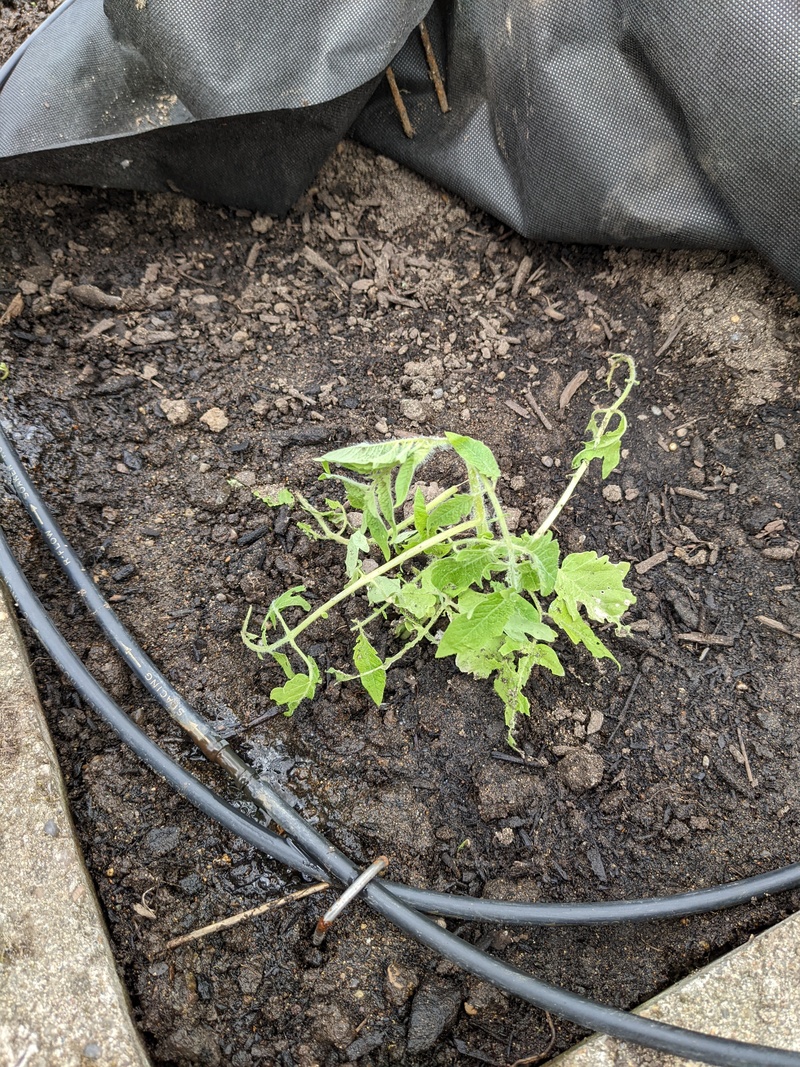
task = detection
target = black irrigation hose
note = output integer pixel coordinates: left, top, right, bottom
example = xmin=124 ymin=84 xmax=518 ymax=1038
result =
xmin=3 ymin=530 xmax=800 ymax=1067
xmin=3 ymin=420 xmax=800 ymax=925
xmin=0 ymin=0 xmax=78 ymax=92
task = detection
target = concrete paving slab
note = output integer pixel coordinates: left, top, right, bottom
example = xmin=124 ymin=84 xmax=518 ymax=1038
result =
xmin=0 ymin=581 xmax=151 ymax=1067
xmin=551 ymin=909 xmax=800 ymax=1066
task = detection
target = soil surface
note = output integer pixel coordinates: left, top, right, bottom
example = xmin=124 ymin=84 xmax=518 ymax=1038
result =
xmin=2 ymin=8 xmax=800 ymax=1066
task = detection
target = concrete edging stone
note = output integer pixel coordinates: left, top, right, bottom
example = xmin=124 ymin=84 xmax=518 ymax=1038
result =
xmin=0 ymin=580 xmax=152 ymax=1067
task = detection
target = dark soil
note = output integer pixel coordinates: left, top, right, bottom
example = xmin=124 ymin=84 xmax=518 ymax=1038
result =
xmin=2 ymin=9 xmax=800 ymax=1066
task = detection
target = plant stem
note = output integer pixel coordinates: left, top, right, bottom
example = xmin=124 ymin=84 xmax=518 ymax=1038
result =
xmin=532 ymin=354 xmax=636 ymax=540
xmin=532 ymin=460 xmax=589 ymax=539
xmin=260 ymin=517 xmax=481 ymax=655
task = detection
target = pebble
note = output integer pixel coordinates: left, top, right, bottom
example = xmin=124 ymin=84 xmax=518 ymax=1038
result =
xmin=558 ymin=748 xmax=605 ymax=793
xmin=200 ymin=407 xmax=229 ymax=432
xmin=160 ymin=398 xmax=192 ymax=425
xmin=541 ymin=455 xmax=554 ymax=468
xmin=775 ymin=433 xmax=786 ymax=450
xmin=602 ymin=483 xmax=623 ymax=503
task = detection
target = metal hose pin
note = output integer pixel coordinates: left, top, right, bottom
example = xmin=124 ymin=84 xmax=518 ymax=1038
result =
xmin=312 ymin=856 xmax=389 ymax=946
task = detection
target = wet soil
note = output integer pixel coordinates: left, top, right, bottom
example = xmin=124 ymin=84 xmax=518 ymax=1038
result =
xmin=2 ymin=9 xmax=800 ymax=1066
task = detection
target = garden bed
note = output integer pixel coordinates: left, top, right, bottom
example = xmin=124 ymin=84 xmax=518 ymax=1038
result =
xmin=2 ymin=12 xmax=800 ymax=1063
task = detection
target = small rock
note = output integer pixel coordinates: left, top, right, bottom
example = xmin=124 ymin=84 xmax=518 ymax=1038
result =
xmin=70 ymin=284 xmax=123 ymax=310
xmin=504 ymin=506 xmax=522 ymax=532
xmin=558 ymin=748 xmax=605 ymax=793
xmin=250 ymin=214 xmax=273 ymax=234
xmin=160 ymin=398 xmax=192 ymax=425
xmin=775 ymin=433 xmax=786 ymax=450
xmin=233 ymin=469 xmax=256 ymax=487
xmin=406 ymin=979 xmax=461 ymax=1054
xmin=385 ymin=961 xmax=419 ymax=1006
xmin=400 ymin=398 xmax=426 ymax=423
xmin=586 ymin=708 xmax=604 ymax=735
xmin=200 ymin=407 xmax=229 ymax=432
xmin=602 ymin=483 xmax=623 ymax=503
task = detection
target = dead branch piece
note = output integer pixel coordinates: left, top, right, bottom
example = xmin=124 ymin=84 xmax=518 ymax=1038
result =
xmin=559 ymin=369 xmax=589 ymax=410
xmin=654 ymin=315 xmax=686 ymax=359
xmin=677 ymin=631 xmax=735 ymax=647
xmin=524 ymin=390 xmax=553 ymax=431
xmin=418 ymin=20 xmax=450 ymax=113
xmin=756 ymin=615 xmax=800 ymax=640
xmin=386 ymin=67 xmax=415 ymax=138
xmin=511 ymin=255 xmax=533 ymax=299
xmin=302 ymin=245 xmax=348 ymax=290
xmin=737 ymin=727 xmax=756 ymax=787
xmin=504 ymin=398 xmax=530 ymax=420
xmin=634 ymin=549 xmax=670 ymax=576
xmin=165 ymin=882 xmax=330 ymax=950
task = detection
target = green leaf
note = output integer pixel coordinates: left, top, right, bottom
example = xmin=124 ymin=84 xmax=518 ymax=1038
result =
xmin=413 ymin=487 xmax=428 ymax=539
xmin=353 ymin=631 xmax=386 ymax=705
xmin=363 ymin=501 xmax=391 ymax=561
xmin=393 ymin=583 xmax=439 ymax=621
xmin=269 ymin=585 xmax=311 ymax=617
xmin=436 ymin=591 xmax=514 ymax=658
xmin=345 ymin=530 xmax=371 ymax=579
xmin=366 ymin=574 xmax=402 ymax=606
xmin=526 ymin=641 xmax=565 ymax=676
xmin=572 ymin=410 xmax=628 ymax=479
xmin=254 ymin=485 xmax=294 ymax=507
xmin=516 ymin=531 xmax=560 ymax=596
xmin=554 ymin=551 xmax=636 ymax=626
xmin=426 ymin=494 xmax=474 ymax=535
xmin=373 ymin=475 xmax=395 ymax=528
xmin=319 ymin=437 xmax=442 ymax=475
xmin=422 ymin=546 xmax=498 ymax=596
xmin=444 ymin=432 xmax=501 ymax=481
xmin=342 ymin=479 xmax=367 ymax=511
xmin=493 ymin=659 xmax=532 ymax=746
xmin=394 ymin=454 xmax=417 ymax=509
xmin=454 ymin=647 xmax=503 ymax=679
xmin=501 ymin=592 xmax=558 ymax=645
xmin=270 ymin=667 xmax=318 ymax=714
xmin=548 ymin=598 xmax=618 ymax=664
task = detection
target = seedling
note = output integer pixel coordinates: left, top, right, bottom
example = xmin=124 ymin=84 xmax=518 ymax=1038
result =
xmin=243 ymin=354 xmax=637 ymax=747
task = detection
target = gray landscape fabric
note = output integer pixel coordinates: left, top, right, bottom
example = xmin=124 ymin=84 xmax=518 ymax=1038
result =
xmin=1 ymin=0 xmax=797 ymax=286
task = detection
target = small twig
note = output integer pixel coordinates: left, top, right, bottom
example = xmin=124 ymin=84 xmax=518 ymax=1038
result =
xmin=737 ymin=726 xmax=756 ymax=788
xmin=559 ymin=369 xmax=589 ymax=411
xmin=677 ymin=631 xmax=735 ymax=647
xmin=174 ymin=266 xmax=225 ymax=289
xmin=654 ymin=315 xmax=686 ymax=359
xmin=221 ymin=706 xmax=282 ymax=740
xmin=504 ymin=398 xmax=530 ymax=420
xmin=756 ymin=615 xmax=800 ymax=641
xmin=507 ymin=1012 xmax=556 ymax=1066
xmin=386 ymin=67 xmax=415 ymax=138
xmin=524 ymin=390 xmax=553 ymax=431
xmin=634 ymin=549 xmax=669 ymax=575
xmin=418 ymin=20 xmax=450 ymax=113
xmin=165 ymin=882 xmax=330 ymax=950
xmin=606 ymin=671 xmax=642 ymax=744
